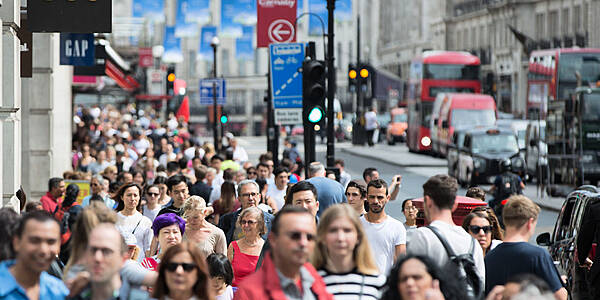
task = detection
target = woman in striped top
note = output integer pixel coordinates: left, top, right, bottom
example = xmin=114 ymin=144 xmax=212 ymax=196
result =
xmin=311 ymin=204 xmax=386 ymax=300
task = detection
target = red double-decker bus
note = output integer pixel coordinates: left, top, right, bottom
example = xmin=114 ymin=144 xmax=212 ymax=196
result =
xmin=527 ymin=48 xmax=600 ymax=117
xmin=406 ymin=51 xmax=481 ymax=152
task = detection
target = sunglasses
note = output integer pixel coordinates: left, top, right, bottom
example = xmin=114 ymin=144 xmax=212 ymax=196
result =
xmin=240 ymin=220 xmax=257 ymax=225
xmin=147 ymin=192 xmax=160 ymax=197
xmin=285 ymin=231 xmax=315 ymax=241
xmin=165 ymin=262 xmax=197 ymax=272
xmin=247 ymin=172 xmax=257 ymax=175
xmin=469 ymin=225 xmax=492 ymax=234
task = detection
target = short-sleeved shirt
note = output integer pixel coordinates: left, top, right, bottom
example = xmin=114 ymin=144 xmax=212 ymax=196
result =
xmin=407 ymin=220 xmax=485 ymax=286
xmin=306 ymin=177 xmax=347 ymax=217
xmin=0 ymin=260 xmax=69 ymax=300
xmin=360 ymin=215 xmax=406 ymax=275
xmin=484 ymin=242 xmax=563 ymax=293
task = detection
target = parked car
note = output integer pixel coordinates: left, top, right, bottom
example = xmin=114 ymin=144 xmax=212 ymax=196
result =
xmin=411 ymin=196 xmax=487 ymax=227
xmin=537 ymin=186 xmax=599 ymax=300
xmin=431 ymin=93 xmax=497 ymax=157
xmin=456 ymin=127 xmax=525 ymax=187
xmin=386 ymin=107 xmax=408 ymax=144
xmin=525 ymin=120 xmax=548 ymax=181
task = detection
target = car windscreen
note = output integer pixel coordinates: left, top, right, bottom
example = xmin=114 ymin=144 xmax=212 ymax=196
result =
xmin=471 ymin=133 xmax=519 ymax=154
xmin=451 ymin=109 xmax=496 ymax=129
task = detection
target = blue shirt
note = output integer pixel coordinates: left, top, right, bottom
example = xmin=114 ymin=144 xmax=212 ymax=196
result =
xmin=0 ymin=260 xmax=69 ymax=300
xmin=306 ymin=176 xmax=347 ymax=217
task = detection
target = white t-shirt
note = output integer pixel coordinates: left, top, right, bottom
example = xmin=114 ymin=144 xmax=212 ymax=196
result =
xmin=266 ymin=185 xmax=286 ymax=210
xmin=360 ymin=215 xmax=406 ymax=275
xmin=142 ymin=205 xmax=162 ymax=222
xmin=116 ymin=212 xmax=154 ymax=262
xmin=365 ymin=111 xmax=378 ymax=130
xmin=407 ymin=220 xmax=485 ymax=285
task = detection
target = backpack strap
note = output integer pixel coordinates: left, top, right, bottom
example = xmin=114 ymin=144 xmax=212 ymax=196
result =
xmin=426 ymin=225 xmax=457 ymax=257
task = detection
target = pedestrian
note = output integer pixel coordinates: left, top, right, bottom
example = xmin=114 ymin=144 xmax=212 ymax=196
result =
xmin=221 ymin=149 xmax=240 ymax=172
xmin=141 ymin=213 xmax=186 ymax=271
xmin=255 ymin=177 xmax=277 ymax=214
xmin=233 ymin=206 xmax=333 ymax=300
xmin=256 ymin=162 xmax=273 ymax=186
xmin=211 ymin=181 xmax=240 ymax=225
xmin=462 ymin=211 xmax=502 ymax=255
xmin=0 ymin=207 xmax=20 ymax=261
xmin=115 ymin=183 xmax=153 ymax=261
xmin=407 ymin=174 xmax=485 ymax=297
xmin=190 ymin=165 xmax=213 ymax=204
xmin=158 ymin=175 xmax=189 ymax=216
xmin=466 ymin=186 xmax=486 ymax=201
xmin=345 ymin=179 xmax=367 ymax=216
xmin=245 ymin=166 xmax=257 ymax=181
xmin=312 ymin=204 xmax=386 ymax=299
xmin=470 ymin=206 xmax=504 ymax=242
xmin=53 ymin=183 xmax=83 ymax=245
xmin=362 ymin=167 xmax=403 ymax=200
xmin=484 ymin=195 xmax=567 ymax=299
xmin=380 ymin=255 xmax=466 ymax=300
xmin=207 ymin=253 xmax=235 ymax=300
xmin=334 ymin=159 xmax=352 ymax=188
xmin=402 ymin=198 xmax=418 ymax=241
xmin=229 ymin=137 xmax=248 ymax=165
xmin=361 ymin=179 xmax=406 ymax=275
xmin=227 ymin=206 xmax=265 ymax=286
xmin=142 ymin=184 xmax=163 ymax=222
xmin=40 ymin=177 xmax=66 ymax=213
xmin=576 ymin=192 xmax=600 ymax=299
xmin=288 ymin=180 xmax=320 ymax=218
xmin=183 ymin=196 xmax=226 ymax=258
xmin=218 ymin=180 xmax=274 ymax=245
xmin=154 ymin=176 xmax=172 ymax=206
xmin=365 ymin=106 xmax=378 ymax=146
xmin=486 ymin=273 xmax=554 ymax=300
xmin=0 ymin=211 xmax=69 ymax=299
xmin=131 ymin=169 xmax=146 ymax=188
xmin=266 ymin=166 xmax=289 ymax=212
xmin=82 ymin=175 xmax=115 ymax=208
xmin=306 ymin=162 xmax=347 ymax=217
xmin=70 ymin=223 xmax=131 ymax=300
xmin=153 ymin=241 xmax=215 ymax=300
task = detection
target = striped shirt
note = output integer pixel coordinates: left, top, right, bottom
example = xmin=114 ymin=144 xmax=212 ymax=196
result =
xmin=317 ymin=268 xmax=386 ymax=300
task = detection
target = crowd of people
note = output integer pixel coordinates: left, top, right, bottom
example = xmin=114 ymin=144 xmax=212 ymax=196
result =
xmin=0 ymin=104 xmax=571 ymax=300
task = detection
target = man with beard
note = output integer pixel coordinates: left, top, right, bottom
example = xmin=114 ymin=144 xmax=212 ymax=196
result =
xmin=234 ymin=206 xmax=333 ymax=300
xmin=360 ymin=179 xmax=406 ymax=275
xmin=0 ymin=211 xmax=69 ymax=299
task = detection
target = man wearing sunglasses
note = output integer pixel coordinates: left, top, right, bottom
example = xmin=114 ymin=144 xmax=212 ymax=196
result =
xmin=235 ymin=206 xmax=333 ymax=300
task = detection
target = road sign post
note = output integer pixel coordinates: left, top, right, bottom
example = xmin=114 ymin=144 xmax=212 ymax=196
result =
xmin=257 ymin=0 xmax=297 ymax=47
xmin=198 ymin=79 xmax=226 ymax=105
xmin=269 ymin=43 xmax=305 ymax=125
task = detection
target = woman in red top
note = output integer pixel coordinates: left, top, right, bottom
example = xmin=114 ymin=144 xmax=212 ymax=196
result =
xmin=226 ymin=206 xmax=265 ymax=286
xmin=141 ymin=213 xmax=186 ymax=271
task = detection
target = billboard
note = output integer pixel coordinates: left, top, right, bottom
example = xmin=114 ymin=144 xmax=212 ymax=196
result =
xmin=163 ymin=26 xmax=183 ymax=63
xmin=236 ymin=25 xmax=254 ymax=59
xmin=221 ymin=0 xmax=256 ymax=38
xmin=199 ymin=26 xmax=218 ymax=60
xmin=175 ymin=0 xmax=210 ymax=37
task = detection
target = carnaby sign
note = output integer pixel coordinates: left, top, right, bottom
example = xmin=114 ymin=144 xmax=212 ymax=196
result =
xmin=257 ymin=0 xmax=297 ymax=47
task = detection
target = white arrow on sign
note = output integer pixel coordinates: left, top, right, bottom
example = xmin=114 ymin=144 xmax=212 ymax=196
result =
xmin=268 ymin=19 xmax=294 ymax=43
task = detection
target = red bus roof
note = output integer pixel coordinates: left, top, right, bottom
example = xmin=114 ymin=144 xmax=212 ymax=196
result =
xmin=444 ymin=93 xmax=496 ymax=109
xmin=421 ymin=51 xmax=480 ymax=65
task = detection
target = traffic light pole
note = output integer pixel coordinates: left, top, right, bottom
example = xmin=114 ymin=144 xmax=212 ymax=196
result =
xmin=266 ymin=63 xmax=279 ymax=167
xmin=326 ymin=0 xmax=335 ymax=168
xmin=352 ymin=16 xmax=366 ymax=145
xmin=212 ymin=45 xmax=219 ymax=153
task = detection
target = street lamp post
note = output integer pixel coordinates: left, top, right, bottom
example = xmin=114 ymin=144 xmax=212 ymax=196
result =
xmin=211 ymin=36 xmax=220 ymax=152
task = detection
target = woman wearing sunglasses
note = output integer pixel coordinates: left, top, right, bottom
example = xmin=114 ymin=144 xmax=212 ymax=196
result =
xmin=462 ymin=211 xmax=503 ymax=255
xmin=142 ymin=184 xmax=162 ymax=222
xmin=311 ymin=204 xmax=386 ymax=299
xmin=227 ymin=206 xmax=265 ymax=286
xmin=153 ymin=241 xmax=214 ymax=300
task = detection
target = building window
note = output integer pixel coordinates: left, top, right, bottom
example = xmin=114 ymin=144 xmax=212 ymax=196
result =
xmin=583 ymin=3 xmax=589 ymax=33
xmin=535 ymin=13 xmax=545 ymax=39
xmin=573 ymin=5 xmax=581 ymax=33
xmin=548 ymin=10 xmax=558 ymax=38
xmin=562 ymin=8 xmax=569 ymax=36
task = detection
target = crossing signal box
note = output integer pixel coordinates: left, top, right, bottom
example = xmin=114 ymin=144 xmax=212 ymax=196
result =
xmin=302 ymin=59 xmax=326 ymax=125
xmin=348 ymin=64 xmax=357 ymax=93
xmin=166 ymin=66 xmax=175 ymax=96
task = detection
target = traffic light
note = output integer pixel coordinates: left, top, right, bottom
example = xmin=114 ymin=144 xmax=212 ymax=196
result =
xmin=358 ymin=64 xmax=372 ymax=99
xmin=302 ymin=59 xmax=326 ymax=124
xmin=348 ymin=64 xmax=357 ymax=93
xmin=166 ymin=66 xmax=175 ymax=96
xmin=220 ymin=112 xmax=228 ymax=124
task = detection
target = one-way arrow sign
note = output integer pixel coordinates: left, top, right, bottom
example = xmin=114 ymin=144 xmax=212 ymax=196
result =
xmin=257 ymin=0 xmax=297 ymax=47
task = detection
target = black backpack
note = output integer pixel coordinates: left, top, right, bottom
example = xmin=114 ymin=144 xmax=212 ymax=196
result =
xmin=427 ymin=225 xmax=483 ymax=300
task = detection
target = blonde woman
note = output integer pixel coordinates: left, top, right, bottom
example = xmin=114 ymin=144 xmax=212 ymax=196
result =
xmin=312 ymin=204 xmax=386 ymax=299
xmin=227 ymin=206 xmax=265 ymax=286
xmin=183 ymin=196 xmax=227 ymax=258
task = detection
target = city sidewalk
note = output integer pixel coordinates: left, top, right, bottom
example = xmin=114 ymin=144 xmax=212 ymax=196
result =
xmin=340 ymin=142 xmax=564 ymax=212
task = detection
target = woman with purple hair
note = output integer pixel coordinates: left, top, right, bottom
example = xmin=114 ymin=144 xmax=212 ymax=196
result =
xmin=141 ymin=213 xmax=186 ymax=271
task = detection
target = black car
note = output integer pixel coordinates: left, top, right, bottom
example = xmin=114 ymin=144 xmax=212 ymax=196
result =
xmin=455 ymin=127 xmax=526 ymax=187
xmin=537 ymin=186 xmax=599 ymax=300
xmin=447 ymin=129 xmax=467 ymax=179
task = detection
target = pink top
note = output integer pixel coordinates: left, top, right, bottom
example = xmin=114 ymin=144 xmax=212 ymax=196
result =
xmin=231 ymin=241 xmax=259 ymax=286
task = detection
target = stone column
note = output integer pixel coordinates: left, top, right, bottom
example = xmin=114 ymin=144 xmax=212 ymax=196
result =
xmin=1 ymin=0 xmax=22 ymax=210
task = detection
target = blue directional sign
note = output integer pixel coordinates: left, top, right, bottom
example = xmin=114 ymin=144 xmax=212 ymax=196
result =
xmin=60 ymin=33 xmax=95 ymax=66
xmin=199 ymin=79 xmax=226 ymax=105
xmin=269 ymin=43 xmax=304 ymax=109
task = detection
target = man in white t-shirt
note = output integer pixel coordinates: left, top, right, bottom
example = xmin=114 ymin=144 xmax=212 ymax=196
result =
xmin=407 ymin=174 xmax=485 ymax=285
xmin=360 ymin=179 xmax=406 ymax=275
xmin=266 ymin=166 xmax=289 ymax=211
xmin=364 ymin=106 xmax=378 ymax=146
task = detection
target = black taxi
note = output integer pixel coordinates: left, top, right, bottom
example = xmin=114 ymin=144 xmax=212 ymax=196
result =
xmin=455 ymin=127 xmax=525 ymax=186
